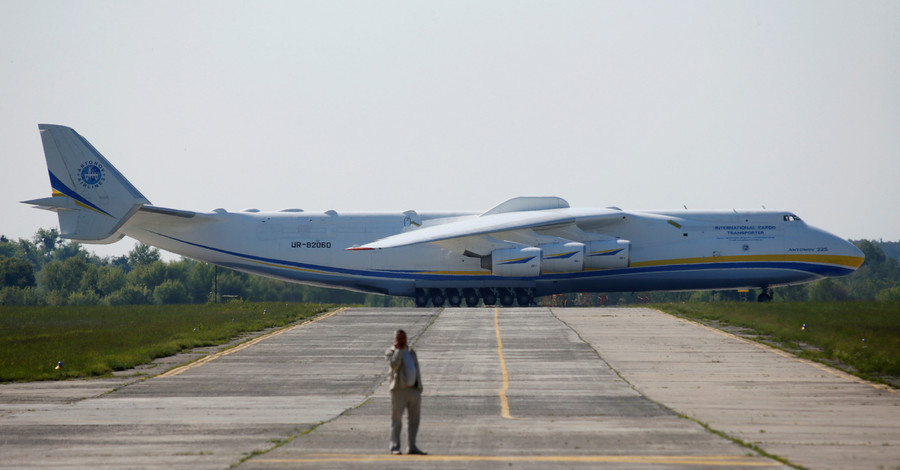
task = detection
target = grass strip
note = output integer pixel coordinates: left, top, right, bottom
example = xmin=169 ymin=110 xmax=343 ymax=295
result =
xmin=0 ymin=302 xmax=332 ymax=382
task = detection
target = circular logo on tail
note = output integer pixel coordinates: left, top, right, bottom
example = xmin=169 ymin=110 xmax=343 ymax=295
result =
xmin=77 ymin=161 xmax=106 ymax=188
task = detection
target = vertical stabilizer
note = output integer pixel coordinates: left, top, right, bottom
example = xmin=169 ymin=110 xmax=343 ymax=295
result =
xmin=22 ymin=125 xmax=150 ymax=243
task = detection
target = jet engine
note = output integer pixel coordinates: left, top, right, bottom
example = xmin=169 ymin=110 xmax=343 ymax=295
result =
xmin=539 ymin=242 xmax=585 ymax=273
xmin=484 ymin=247 xmax=542 ymax=277
xmin=584 ymin=239 xmax=630 ymax=269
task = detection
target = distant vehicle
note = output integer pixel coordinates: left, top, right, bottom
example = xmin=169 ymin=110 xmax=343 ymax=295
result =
xmin=25 ymin=125 xmax=864 ymax=306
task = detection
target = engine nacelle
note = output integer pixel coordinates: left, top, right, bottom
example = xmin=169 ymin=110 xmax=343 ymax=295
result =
xmin=488 ymin=247 xmax=542 ymax=277
xmin=539 ymin=242 xmax=585 ymax=273
xmin=584 ymin=239 xmax=630 ymax=269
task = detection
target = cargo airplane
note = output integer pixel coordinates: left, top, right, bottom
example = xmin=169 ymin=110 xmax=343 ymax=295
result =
xmin=25 ymin=125 xmax=864 ymax=306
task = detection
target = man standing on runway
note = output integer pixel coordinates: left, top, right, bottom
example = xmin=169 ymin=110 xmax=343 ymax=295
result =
xmin=386 ymin=329 xmax=426 ymax=455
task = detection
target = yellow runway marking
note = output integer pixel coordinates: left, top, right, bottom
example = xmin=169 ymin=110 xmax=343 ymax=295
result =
xmin=494 ymin=307 xmax=514 ymax=419
xmin=159 ymin=307 xmax=347 ymax=378
xmin=255 ymin=453 xmax=776 ymax=466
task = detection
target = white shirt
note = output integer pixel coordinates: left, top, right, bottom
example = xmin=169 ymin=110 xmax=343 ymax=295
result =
xmin=403 ymin=349 xmax=417 ymax=387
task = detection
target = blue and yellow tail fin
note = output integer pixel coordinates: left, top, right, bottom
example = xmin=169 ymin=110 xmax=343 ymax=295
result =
xmin=23 ymin=124 xmax=150 ymax=243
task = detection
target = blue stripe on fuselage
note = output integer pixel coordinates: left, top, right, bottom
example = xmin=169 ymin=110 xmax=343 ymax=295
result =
xmin=148 ymin=231 xmax=854 ymax=283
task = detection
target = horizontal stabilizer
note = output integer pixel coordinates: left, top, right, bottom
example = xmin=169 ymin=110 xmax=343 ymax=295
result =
xmin=21 ymin=195 xmax=78 ymax=212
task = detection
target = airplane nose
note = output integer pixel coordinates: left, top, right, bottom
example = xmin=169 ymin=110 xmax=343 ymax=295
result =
xmin=809 ymin=225 xmax=865 ymax=276
xmin=835 ymin=236 xmax=865 ymax=273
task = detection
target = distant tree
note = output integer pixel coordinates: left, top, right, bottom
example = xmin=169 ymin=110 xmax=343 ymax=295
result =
xmin=104 ymin=285 xmax=151 ymax=305
xmin=33 ymin=227 xmax=62 ymax=253
xmin=95 ymin=266 xmax=127 ymax=297
xmin=154 ymin=279 xmax=190 ymax=304
xmin=40 ymin=257 xmax=90 ymax=294
xmin=128 ymin=243 xmax=161 ymax=266
xmin=841 ymin=240 xmax=900 ymax=300
xmin=808 ymin=279 xmax=852 ymax=302
xmin=856 ymin=240 xmax=886 ymax=266
xmin=0 ymin=236 xmax=19 ymax=258
xmin=776 ymin=284 xmax=809 ymax=302
xmin=876 ymin=286 xmax=900 ymax=302
xmin=67 ymin=290 xmax=100 ymax=306
xmin=217 ymin=270 xmax=249 ymax=300
xmin=51 ymin=242 xmax=92 ymax=263
xmin=14 ymin=236 xmax=42 ymax=270
xmin=0 ymin=286 xmax=42 ymax=306
xmin=128 ymin=261 xmax=168 ymax=291
xmin=185 ymin=261 xmax=215 ymax=302
xmin=876 ymin=240 xmax=900 ymax=262
xmin=108 ymin=255 xmax=131 ymax=272
xmin=0 ymin=256 xmax=36 ymax=288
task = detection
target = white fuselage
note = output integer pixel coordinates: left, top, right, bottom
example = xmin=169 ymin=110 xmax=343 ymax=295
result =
xmin=27 ymin=125 xmax=864 ymax=306
xmin=122 ymin=207 xmax=863 ymax=298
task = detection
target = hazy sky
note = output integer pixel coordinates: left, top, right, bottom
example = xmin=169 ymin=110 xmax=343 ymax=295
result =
xmin=2 ymin=1 xmax=899 ymax=260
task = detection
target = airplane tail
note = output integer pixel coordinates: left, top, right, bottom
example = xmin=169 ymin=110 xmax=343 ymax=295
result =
xmin=23 ymin=124 xmax=150 ymax=244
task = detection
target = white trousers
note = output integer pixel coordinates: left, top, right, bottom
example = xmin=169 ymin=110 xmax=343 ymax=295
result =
xmin=390 ymin=388 xmax=421 ymax=451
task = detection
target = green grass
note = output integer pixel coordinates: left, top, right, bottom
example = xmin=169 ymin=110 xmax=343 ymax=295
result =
xmin=655 ymin=302 xmax=900 ymax=385
xmin=0 ymin=302 xmax=332 ymax=382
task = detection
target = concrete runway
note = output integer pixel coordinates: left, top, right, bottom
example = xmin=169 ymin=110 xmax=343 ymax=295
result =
xmin=1 ymin=307 xmax=898 ymax=469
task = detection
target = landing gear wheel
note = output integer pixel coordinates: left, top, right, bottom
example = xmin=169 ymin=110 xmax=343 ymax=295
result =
xmin=463 ymin=289 xmax=479 ymax=307
xmin=516 ymin=288 xmax=532 ymax=307
xmin=499 ymin=290 xmax=514 ymax=307
xmin=481 ymin=289 xmax=496 ymax=306
xmin=414 ymin=290 xmax=428 ymax=308
xmin=757 ymin=288 xmax=773 ymax=302
xmin=431 ymin=290 xmax=445 ymax=307
xmin=447 ymin=289 xmax=462 ymax=307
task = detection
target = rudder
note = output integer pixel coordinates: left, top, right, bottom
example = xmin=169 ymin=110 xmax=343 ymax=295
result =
xmin=23 ymin=125 xmax=150 ymax=243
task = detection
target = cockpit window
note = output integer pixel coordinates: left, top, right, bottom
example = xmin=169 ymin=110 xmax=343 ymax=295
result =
xmin=783 ymin=214 xmax=801 ymax=222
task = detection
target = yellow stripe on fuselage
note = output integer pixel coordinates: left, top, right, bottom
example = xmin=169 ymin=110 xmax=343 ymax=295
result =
xmin=631 ymin=254 xmax=864 ymax=269
xmin=249 ymin=259 xmax=334 ymax=276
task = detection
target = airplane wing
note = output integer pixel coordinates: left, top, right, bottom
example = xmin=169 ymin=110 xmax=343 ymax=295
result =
xmin=348 ymin=203 xmax=628 ymax=252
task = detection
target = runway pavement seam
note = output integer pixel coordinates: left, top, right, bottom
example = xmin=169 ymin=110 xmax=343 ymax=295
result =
xmin=234 ymin=419 xmax=327 ymax=468
xmin=549 ymin=307 xmax=799 ymax=469
xmin=159 ymin=307 xmax=348 ymax=378
xmin=237 ymin=307 xmax=446 ymax=468
xmin=673 ymin=412 xmax=804 ymax=470
xmin=236 ymin=396 xmax=382 ymax=469
xmin=356 ymin=307 xmax=443 ymax=398
xmin=410 ymin=307 xmax=442 ymax=349
xmin=548 ymin=307 xmax=643 ymax=392
xmin=664 ymin=310 xmax=900 ymax=397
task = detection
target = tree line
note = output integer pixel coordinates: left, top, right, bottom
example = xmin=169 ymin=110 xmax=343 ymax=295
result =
xmin=0 ymin=229 xmax=898 ymax=306
xmin=0 ymin=228 xmax=407 ymax=307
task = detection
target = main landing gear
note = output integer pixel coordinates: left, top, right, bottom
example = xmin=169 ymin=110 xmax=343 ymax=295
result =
xmin=414 ymin=288 xmax=534 ymax=308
